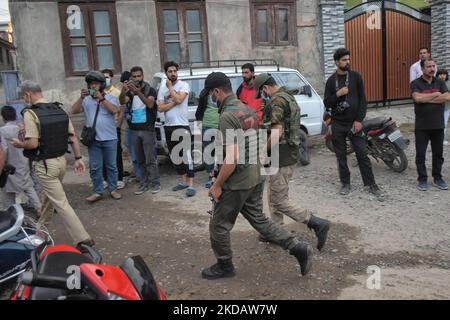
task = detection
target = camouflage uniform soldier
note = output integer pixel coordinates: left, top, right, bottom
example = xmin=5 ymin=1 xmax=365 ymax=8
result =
xmin=201 ymin=72 xmax=313 ymax=280
xmin=254 ymin=73 xmax=330 ymax=251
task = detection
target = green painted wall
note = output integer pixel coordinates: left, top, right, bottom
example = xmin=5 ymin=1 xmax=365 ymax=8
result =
xmin=346 ymin=0 xmax=430 ymax=10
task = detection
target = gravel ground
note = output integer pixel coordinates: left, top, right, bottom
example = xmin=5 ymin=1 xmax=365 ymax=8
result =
xmin=2 ymin=105 xmax=449 ymax=300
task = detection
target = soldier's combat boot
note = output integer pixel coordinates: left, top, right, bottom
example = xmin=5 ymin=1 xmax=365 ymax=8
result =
xmin=307 ymin=215 xmax=330 ymax=251
xmin=201 ymin=259 xmax=236 ymax=280
xmin=289 ymin=242 xmax=313 ymax=276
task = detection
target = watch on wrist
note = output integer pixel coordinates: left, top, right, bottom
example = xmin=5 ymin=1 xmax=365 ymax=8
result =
xmin=75 ymin=156 xmax=82 ymax=160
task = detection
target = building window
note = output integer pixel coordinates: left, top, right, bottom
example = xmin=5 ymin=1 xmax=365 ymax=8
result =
xmin=58 ymin=3 xmax=122 ymax=76
xmin=156 ymin=1 xmax=209 ymax=67
xmin=251 ymin=0 xmax=297 ymax=47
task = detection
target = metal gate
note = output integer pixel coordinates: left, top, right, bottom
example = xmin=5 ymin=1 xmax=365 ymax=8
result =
xmin=344 ymin=1 xmax=431 ymax=105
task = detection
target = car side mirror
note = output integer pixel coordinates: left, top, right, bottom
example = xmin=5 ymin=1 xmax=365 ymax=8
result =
xmin=302 ymin=85 xmax=312 ymax=98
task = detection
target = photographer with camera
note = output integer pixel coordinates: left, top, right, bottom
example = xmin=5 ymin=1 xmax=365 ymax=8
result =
xmin=71 ymin=71 xmax=121 ymax=203
xmin=119 ymin=66 xmax=160 ymax=195
xmin=324 ymin=48 xmax=383 ymax=199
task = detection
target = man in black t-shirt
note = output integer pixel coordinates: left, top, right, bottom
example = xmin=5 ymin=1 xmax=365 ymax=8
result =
xmin=119 ymin=66 xmax=160 ymax=195
xmin=411 ymin=58 xmax=450 ymax=191
xmin=324 ymin=48 xmax=383 ymax=199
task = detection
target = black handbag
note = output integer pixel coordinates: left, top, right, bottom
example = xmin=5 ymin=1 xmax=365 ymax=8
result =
xmin=81 ymin=101 xmax=100 ymax=147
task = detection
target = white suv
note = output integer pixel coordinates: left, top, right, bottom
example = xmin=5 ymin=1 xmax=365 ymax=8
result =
xmin=152 ymin=63 xmax=325 ymax=169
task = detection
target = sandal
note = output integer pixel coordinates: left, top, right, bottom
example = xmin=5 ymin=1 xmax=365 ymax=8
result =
xmin=86 ymin=193 xmax=102 ymax=203
xmin=110 ymin=191 xmax=122 ymax=200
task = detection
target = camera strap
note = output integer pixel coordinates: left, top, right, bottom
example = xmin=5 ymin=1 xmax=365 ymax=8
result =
xmin=335 ymin=71 xmax=349 ymax=91
xmin=335 ymin=71 xmax=349 ymax=103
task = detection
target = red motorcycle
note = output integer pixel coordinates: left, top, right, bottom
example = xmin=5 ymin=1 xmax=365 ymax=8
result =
xmin=324 ymin=113 xmax=409 ymax=173
xmin=10 ymin=242 xmax=166 ymax=300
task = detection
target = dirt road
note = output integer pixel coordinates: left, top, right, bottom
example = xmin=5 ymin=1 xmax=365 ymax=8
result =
xmin=5 ymin=105 xmax=450 ymax=300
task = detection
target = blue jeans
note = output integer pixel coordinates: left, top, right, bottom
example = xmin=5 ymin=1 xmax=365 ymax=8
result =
xmin=125 ymin=127 xmax=141 ymax=178
xmin=88 ymin=139 xmax=118 ymax=194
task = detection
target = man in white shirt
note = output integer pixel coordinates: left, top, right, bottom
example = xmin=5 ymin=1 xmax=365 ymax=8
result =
xmin=410 ymin=47 xmax=436 ymax=83
xmin=157 ymin=61 xmax=196 ymax=197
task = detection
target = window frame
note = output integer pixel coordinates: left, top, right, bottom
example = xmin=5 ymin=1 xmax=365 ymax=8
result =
xmin=59 ymin=2 xmax=122 ymax=77
xmin=250 ymin=0 xmax=297 ymax=47
xmin=156 ymin=1 xmax=209 ymax=67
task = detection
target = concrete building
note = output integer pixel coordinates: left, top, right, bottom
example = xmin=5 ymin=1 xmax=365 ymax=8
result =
xmin=0 ymin=37 xmax=14 ymax=72
xmin=9 ymin=0 xmax=339 ymax=105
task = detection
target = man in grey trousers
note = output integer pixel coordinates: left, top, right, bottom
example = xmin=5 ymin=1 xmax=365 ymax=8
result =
xmin=119 ymin=66 xmax=160 ymax=194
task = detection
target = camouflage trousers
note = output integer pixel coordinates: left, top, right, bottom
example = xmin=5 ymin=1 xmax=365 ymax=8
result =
xmin=209 ymin=182 xmax=300 ymax=261
xmin=268 ymin=164 xmax=312 ymax=225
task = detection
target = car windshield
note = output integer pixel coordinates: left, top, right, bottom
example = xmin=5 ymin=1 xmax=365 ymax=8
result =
xmin=184 ymin=77 xmax=242 ymax=106
xmin=272 ymin=72 xmax=307 ymax=91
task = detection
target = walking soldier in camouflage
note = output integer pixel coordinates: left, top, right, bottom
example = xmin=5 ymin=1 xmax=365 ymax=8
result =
xmin=201 ymin=72 xmax=314 ymax=280
xmin=254 ymin=73 xmax=330 ymax=251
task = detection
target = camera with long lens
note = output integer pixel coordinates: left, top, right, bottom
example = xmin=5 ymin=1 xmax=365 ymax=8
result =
xmin=335 ymin=100 xmax=350 ymax=113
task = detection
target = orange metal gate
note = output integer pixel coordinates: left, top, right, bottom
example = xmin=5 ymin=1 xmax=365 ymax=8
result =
xmin=344 ymin=1 xmax=431 ymax=104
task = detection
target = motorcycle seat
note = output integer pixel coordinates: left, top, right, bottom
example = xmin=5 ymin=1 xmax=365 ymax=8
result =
xmin=362 ymin=117 xmax=391 ymax=132
xmin=30 ymin=251 xmax=93 ymax=300
xmin=0 ymin=206 xmax=17 ymax=235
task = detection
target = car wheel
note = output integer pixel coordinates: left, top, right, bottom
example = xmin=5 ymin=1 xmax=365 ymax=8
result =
xmin=299 ymin=129 xmax=310 ymax=166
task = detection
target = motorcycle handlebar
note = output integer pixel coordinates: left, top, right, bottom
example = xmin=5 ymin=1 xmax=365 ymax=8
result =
xmin=20 ymin=271 xmax=68 ymax=290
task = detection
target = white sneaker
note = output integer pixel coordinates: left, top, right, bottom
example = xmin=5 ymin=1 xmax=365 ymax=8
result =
xmin=103 ymin=181 xmax=108 ymax=190
xmin=117 ymin=181 xmax=126 ymax=190
xmin=444 ymin=140 xmax=449 ymax=146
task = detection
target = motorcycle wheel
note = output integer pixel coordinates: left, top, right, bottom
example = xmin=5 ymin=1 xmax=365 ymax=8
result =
xmin=298 ymin=129 xmax=310 ymax=166
xmin=382 ymin=142 xmax=408 ymax=173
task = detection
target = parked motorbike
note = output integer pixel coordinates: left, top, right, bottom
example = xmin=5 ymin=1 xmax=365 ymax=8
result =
xmin=0 ymin=204 xmax=52 ymax=285
xmin=324 ymin=113 xmax=409 ymax=173
xmin=10 ymin=240 xmax=167 ymax=300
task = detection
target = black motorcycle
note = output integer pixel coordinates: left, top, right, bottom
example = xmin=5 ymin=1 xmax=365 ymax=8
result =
xmin=324 ymin=115 xmax=409 ymax=173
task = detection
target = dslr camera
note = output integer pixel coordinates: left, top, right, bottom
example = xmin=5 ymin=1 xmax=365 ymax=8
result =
xmin=87 ymin=88 xmax=96 ymax=97
xmin=335 ymin=100 xmax=350 ymax=113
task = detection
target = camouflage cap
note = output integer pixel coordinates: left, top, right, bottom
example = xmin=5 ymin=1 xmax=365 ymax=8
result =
xmin=253 ymin=73 xmax=273 ymax=99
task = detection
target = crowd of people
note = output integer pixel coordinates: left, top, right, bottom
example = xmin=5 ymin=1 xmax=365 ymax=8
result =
xmin=0 ymin=47 xmax=448 ymax=279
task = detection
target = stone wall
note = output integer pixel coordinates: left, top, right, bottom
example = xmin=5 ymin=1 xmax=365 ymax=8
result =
xmin=431 ymin=0 xmax=450 ymax=70
xmin=319 ymin=0 xmax=346 ymax=82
